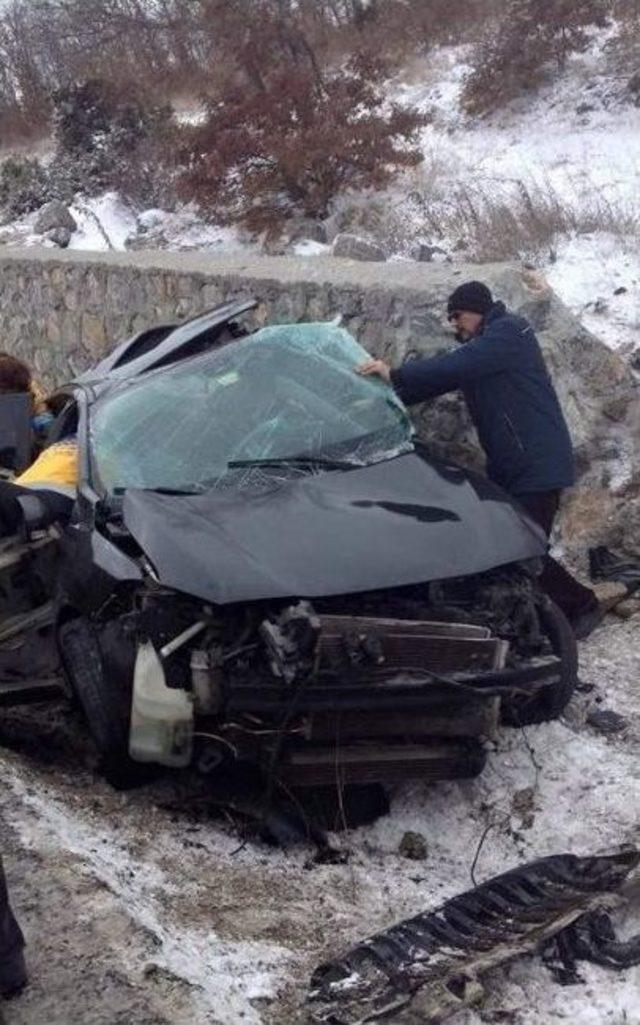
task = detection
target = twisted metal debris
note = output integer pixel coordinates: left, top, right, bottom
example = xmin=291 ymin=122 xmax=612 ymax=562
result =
xmin=307 ymin=851 xmax=640 ymax=1024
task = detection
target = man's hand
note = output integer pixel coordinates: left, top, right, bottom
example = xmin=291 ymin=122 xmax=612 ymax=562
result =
xmin=356 ymin=358 xmax=391 ymax=382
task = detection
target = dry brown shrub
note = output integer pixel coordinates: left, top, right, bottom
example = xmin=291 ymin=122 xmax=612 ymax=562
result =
xmin=179 ymin=52 xmax=426 ymax=233
xmin=0 ymin=104 xmax=48 ymax=146
xmin=462 ymin=0 xmax=613 ymax=116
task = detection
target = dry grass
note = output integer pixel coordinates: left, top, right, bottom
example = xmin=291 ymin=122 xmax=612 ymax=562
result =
xmin=330 ymin=170 xmax=640 ymax=262
xmin=439 ymin=180 xmax=640 ymax=261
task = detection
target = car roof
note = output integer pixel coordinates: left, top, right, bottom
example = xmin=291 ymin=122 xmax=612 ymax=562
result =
xmin=74 ymin=298 xmax=258 ymax=387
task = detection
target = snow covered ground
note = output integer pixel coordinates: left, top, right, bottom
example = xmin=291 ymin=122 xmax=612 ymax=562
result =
xmin=1 ymin=614 xmax=640 ymax=1025
xmin=546 ymin=233 xmax=640 ymax=357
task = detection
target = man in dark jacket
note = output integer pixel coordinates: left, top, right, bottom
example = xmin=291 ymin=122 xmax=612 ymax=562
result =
xmin=0 ymin=856 xmax=27 ymax=1001
xmin=358 ymin=280 xmax=601 ymax=636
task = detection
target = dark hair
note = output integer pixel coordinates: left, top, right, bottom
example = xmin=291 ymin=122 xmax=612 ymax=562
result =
xmin=0 ymin=352 xmax=32 ymax=394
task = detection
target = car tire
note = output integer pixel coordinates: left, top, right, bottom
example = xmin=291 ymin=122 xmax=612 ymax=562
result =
xmin=501 ymin=597 xmax=578 ymax=727
xmin=58 ymin=617 xmax=148 ymax=786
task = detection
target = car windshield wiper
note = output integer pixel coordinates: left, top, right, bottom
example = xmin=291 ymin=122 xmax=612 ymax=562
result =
xmin=150 ymin=487 xmax=203 ymax=495
xmin=112 ymin=486 xmax=202 ymax=496
xmin=227 ymin=455 xmax=357 ymax=471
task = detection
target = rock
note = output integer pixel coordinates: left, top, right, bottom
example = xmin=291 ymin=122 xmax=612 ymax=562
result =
xmin=137 ymin=209 xmax=165 ymax=230
xmin=576 ymin=102 xmax=595 ymax=115
xmin=410 ymin=243 xmax=448 ymax=263
xmin=586 ymin=709 xmax=628 ymax=734
xmin=612 ymin=598 xmax=640 ymax=620
xmin=560 ymin=489 xmax=619 ymax=549
xmin=44 ymin=226 xmax=72 ymax=249
xmin=602 ymin=394 xmax=632 ymax=423
xmin=606 ymin=497 xmax=640 ymax=555
xmin=127 ymin=233 xmax=165 ymax=251
xmin=260 ymin=235 xmax=288 ymax=256
xmin=521 ymin=266 xmax=550 ymax=295
xmin=288 ymin=219 xmax=328 ymax=244
xmin=511 ymin=787 xmax=535 ymax=830
xmin=614 ymin=286 xmax=628 ymax=296
xmin=81 ymin=313 xmax=107 ymax=358
xmin=628 ymin=71 xmax=640 ymax=102
xmin=571 ymin=443 xmax=592 ymax=480
xmin=399 ymin=831 xmax=428 ymax=861
xmin=332 ymin=233 xmax=386 ymax=262
xmin=34 ymin=200 xmax=77 ymax=235
xmin=592 ymin=580 xmax=628 ymax=612
xmin=321 ymin=214 xmax=342 ymax=243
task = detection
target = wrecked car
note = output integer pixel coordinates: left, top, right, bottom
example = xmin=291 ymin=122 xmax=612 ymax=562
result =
xmin=0 ymin=300 xmax=577 ymax=790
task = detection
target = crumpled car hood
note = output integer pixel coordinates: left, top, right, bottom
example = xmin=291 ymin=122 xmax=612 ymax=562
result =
xmin=122 ymin=451 xmax=546 ymax=605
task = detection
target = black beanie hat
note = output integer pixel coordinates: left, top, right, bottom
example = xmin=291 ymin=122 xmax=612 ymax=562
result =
xmin=447 ymin=280 xmax=493 ymax=319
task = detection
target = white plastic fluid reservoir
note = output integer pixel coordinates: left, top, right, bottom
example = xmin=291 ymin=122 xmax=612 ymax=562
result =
xmin=129 ymin=640 xmax=194 ymax=768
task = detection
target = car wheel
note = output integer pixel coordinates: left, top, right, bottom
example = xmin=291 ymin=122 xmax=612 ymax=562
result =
xmin=501 ymin=597 xmax=578 ymax=727
xmin=58 ymin=616 xmax=149 ymax=786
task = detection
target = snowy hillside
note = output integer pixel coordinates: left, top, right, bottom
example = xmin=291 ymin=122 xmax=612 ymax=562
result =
xmin=391 ymin=30 xmax=640 ymax=356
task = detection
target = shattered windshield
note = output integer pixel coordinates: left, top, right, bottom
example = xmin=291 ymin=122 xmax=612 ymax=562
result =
xmin=91 ymin=322 xmax=414 ymax=495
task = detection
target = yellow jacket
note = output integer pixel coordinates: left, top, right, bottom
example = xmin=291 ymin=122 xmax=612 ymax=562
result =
xmin=16 ymin=439 xmax=78 ymax=497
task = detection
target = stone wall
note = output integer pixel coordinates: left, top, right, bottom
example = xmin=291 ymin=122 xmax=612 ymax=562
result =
xmin=0 ymin=246 xmax=637 ymax=557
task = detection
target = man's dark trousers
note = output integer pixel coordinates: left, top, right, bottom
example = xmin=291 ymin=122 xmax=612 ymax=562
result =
xmin=0 ymin=856 xmax=26 ymax=997
xmin=516 ymin=491 xmax=598 ymax=621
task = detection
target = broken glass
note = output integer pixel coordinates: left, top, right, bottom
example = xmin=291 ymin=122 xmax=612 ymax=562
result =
xmin=90 ymin=322 xmax=414 ymax=496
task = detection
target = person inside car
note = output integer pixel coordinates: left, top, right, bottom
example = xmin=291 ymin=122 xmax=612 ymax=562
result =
xmin=357 ymin=280 xmax=602 ymax=639
xmin=0 ymin=353 xmax=54 ymax=446
xmin=0 ymin=436 xmax=78 ymax=537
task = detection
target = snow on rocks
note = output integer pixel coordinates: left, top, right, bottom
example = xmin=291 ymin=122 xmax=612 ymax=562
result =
xmin=132 ymin=203 xmax=250 ymax=253
xmin=69 ymin=191 xmax=138 ymax=250
xmin=332 ymin=233 xmax=387 ymax=261
xmin=410 ymin=241 xmax=450 ymax=262
xmin=293 ymin=238 xmax=331 ymax=257
xmin=33 ymin=200 xmax=77 ymax=236
xmin=0 ymin=191 xmax=137 ymax=251
xmin=0 ymin=193 xmax=251 ymax=255
xmin=43 ymin=226 xmax=72 ymax=248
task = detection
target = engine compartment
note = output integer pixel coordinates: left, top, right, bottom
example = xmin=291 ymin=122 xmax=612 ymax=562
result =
xmin=93 ymin=560 xmax=560 ymax=785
